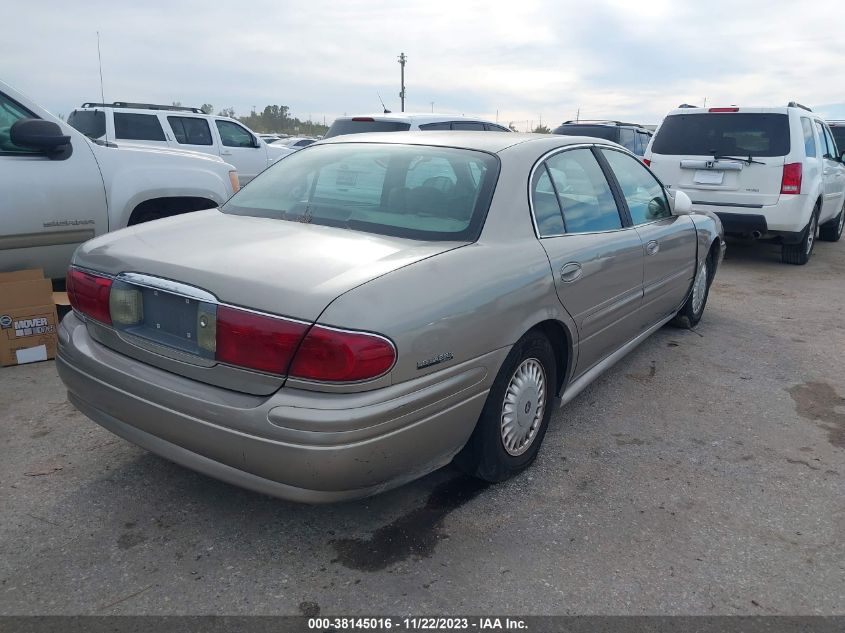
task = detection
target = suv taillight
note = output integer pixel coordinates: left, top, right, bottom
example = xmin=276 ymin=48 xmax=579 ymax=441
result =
xmin=67 ymin=267 xmax=113 ymax=324
xmin=781 ymin=163 xmax=802 ymax=195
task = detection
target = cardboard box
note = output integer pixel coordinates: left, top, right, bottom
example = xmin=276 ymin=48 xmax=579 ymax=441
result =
xmin=0 ymin=269 xmax=59 ymax=367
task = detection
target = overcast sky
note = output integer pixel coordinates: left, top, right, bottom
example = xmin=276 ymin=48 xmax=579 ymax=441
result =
xmin=5 ymin=0 xmax=844 ymax=130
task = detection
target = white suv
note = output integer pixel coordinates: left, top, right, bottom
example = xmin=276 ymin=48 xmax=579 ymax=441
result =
xmin=645 ymin=103 xmax=845 ymax=264
xmin=68 ymin=103 xmax=291 ymax=185
xmin=324 ymin=113 xmax=511 ymax=138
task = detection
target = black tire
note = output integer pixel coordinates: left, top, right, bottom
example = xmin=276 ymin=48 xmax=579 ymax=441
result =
xmin=671 ymin=247 xmax=714 ymax=329
xmin=819 ymin=204 xmax=844 ymax=242
xmin=455 ymin=332 xmax=557 ymax=482
xmin=781 ymin=210 xmax=818 ymax=265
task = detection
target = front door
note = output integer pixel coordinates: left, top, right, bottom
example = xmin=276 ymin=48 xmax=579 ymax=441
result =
xmin=214 ymin=119 xmax=268 ymax=185
xmin=532 ymin=147 xmax=645 ymax=377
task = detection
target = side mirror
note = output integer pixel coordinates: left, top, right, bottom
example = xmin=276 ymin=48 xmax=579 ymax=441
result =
xmin=10 ymin=119 xmax=71 ymax=153
xmin=671 ymin=189 xmax=693 ymax=215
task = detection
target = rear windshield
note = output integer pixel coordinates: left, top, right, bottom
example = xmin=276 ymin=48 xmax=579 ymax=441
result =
xmin=553 ymin=125 xmax=618 ymax=142
xmin=67 ymin=110 xmax=106 ymax=139
xmin=830 ymin=126 xmax=845 ymax=153
xmin=222 ymin=143 xmax=499 ymax=242
xmin=324 ymin=119 xmax=411 ymax=139
xmin=652 ymin=113 xmax=790 ymax=157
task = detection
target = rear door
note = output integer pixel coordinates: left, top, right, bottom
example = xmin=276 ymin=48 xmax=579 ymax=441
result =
xmin=600 ymin=148 xmax=696 ymax=329
xmin=532 ymin=147 xmax=644 ymax=377
xmin=214 ymin=119 xmax=268 ymax=184
xmin=648 ymin=111 xmax=790 ymax=208
xmin=0 ymin=90 xmax=108 ymax=279
xmin=165 ymin=115 xmax=216 ymax=158
xmin=111 ymin=111 xmax=169 ymax=148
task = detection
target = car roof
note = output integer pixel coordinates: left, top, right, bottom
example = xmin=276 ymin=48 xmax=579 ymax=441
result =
xmin=664 ymin=106 xmax=815 ymax=117
xmin=316 ymin=131 xmax=620 ymax=154
xmin=333 ymin=113 xmax=501 ymax=125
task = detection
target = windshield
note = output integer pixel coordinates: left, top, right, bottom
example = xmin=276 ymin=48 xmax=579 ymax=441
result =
xmin=223 ymin=143 xmax=499 ymax=241
xmin=553 ymin=125 xmax=618 ymax=142
xmin=67 ymin=110 xmax=106 ymax=139
xmin=652 ymin=113 xmax=790 ymax=157
xmin=324 ymin=119 xmax=412 ymax=138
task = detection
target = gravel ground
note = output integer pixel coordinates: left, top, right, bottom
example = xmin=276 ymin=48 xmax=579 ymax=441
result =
xmin=1 ymin=237 xmax=843 ymax=616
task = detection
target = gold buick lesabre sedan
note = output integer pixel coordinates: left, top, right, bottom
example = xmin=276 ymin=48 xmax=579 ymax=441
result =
xmin=57 ymin=132 xmax=724 ymax=502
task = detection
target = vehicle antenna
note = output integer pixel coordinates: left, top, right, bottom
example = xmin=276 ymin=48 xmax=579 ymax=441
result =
xmin=377 ymin=92 xmax=391 ymax=114
xmin=97 ymin=31 xmax=108 ymax=144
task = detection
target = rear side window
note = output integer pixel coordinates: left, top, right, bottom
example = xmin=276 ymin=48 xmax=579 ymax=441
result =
xmin=68 ymin=110 xmax=106 ymax=139
xmin=822 ymin=125 xmax=839 ymax=158
xmin=114 ymin=113 xmax=166 ymax=141
xmin=542 ymin=148 xmax=622 ymax=234
xmin=815 ymin=121 xmax=830 ymax=157
xmin=618 ymin=128 xmax=637 ymax=152
xmin=418 ymin=122 xmax=452 ymax=131
xmin=553 ymin=125 xmax=618 ymax=142
xmin=601 ymin=149 xmax=669 ymax=225
xmin=324 ymin=119 xmax=411 ymax=138
xmin=651 ymin=113 xmax=790 ymax=157
xmin=168 ymin=116 xmax=213 ymax=145
xmin=222 ymin=144 xmax=499 ymax=242
xmin=531 ymin=167 xmax=565 ymax=236
xmin=485 ymin=123 xmax=511 ymax=132
xmin=450 ymin=121 xmax=485 ymax=131
xmin=801 ymin=117 xmax=817 ymax=157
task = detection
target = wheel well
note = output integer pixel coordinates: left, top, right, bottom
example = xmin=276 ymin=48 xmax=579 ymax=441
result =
xmin=529 ymin=320 xmax=572 ymax=397
xmin=128 ymin=197 xmax=218 ymax=226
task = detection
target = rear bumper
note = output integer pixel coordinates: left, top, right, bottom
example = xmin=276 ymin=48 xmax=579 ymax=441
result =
xmin=691 ymin=194 xmax=811 ymax=239
xmin=57 ymin=313 xmax=496 ymax=503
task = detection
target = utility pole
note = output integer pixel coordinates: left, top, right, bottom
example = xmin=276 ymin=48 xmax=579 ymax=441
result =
xmin=398 ymin=52 xmax=407 ymax=112
xmin=576 ymin=107 xmax=580 ymax=123
xmin=430 ymin=101 xmax=434 ymax=113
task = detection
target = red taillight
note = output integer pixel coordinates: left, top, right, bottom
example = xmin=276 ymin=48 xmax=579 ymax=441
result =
xmin=781 ymin=162 xmax=802 ymax=195
xmin=289 ymin=325 xmax=396 ymax=382
xmin=66 ymin=267 xmax=112 ymax=324
xmin=642 ymin=158 xmax=651 ymax=166
xmin=709 ymin=107 xmax=739 ymax=112
xmin=216 ymin=306 xmax=308 ymax=375
xmin=351 ymin=117 xmax=375 ymax=122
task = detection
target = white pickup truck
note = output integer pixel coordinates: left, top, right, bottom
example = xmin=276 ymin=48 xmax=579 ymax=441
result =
xmin=0 ymin=80 xmax=239 ymax=280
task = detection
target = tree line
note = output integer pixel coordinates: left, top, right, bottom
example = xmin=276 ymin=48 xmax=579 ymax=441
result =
xmin=198 ymin=103 xmax=328 ymax=136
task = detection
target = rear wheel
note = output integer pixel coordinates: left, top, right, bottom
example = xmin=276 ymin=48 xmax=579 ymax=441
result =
xmin=819 ymin=204 xmax=844 ymax=242
xmin=671 ymin=250 xmax=712 ymax=329
xmin=455 ymin=332 xmax=556 ymax=482
xmin=781 ymin=210 xmax=818 ymax=265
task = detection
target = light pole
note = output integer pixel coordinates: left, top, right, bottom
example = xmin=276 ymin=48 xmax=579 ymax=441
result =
xmin=398 ymin=52 xmax=407 ymax=112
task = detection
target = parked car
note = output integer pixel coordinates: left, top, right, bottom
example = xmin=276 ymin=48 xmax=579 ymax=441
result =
xmin=67 ymin=102 xmax=290 ymax=185
xmin=553 ymin=120 xmax=653 ymax=156
xmin=324 ymin=113 xmax=511 ymax=138
xmin=0 ymin=81 xmax=238 ymax=280
xmin=828 ymin=120 xmax=845 ymax=156
xmin=258 ymin=133 xmax=283 ymax=144
xmin=645 ymin=103 xmax=845 ymax=264
xmin=57 ymin=132 xmax=723 ymax=503
xmin=273 ymin=136 xmax=316 ymax=149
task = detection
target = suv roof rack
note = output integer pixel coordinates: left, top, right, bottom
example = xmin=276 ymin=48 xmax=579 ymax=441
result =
xmin=787 ymin=101 xmax=812 ymax=112
xmin=561 ymin=119 xmax=641 ymax=127
xmin=80 ymin=102 xmax=205 ymax=114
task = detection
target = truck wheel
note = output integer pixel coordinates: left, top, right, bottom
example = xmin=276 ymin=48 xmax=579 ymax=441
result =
xmin=819 ymin=203 xmax=844 ymax=242
xmin=455 ymin=332 xmax=556 ymax=482
xmin=672 ymin=250 xmax=713 ymax=329
xmin=781 ymin=209 xmax=818 ymax=265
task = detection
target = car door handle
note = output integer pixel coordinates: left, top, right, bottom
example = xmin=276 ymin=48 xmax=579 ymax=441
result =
xmin=221 ymin=150 xmax=232 ymax=155
xmin=560 ymin=262 xmax=583 ymax=283
xmin=646 ymin=240 xmax=660 ymax=256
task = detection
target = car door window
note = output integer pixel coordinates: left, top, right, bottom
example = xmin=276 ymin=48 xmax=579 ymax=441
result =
xmin=637 ymin=131 xmax=652 ymax=154
xmin=113 ymin=113 xmax=166 ymax=141
xmin=815 ymin=121 xmax=830 ymax=158
xmin=168 ymin=116 xmax=213 ymax=145
xmin=801 ymin=117 xmax=817 ymax=157
xmin=0 ymin=92 xmax=38 ymax=153
xmin=822 ymin=124 xmax=839 ymax=158
xmin=450 ymin=121 xmax=485 ymax=131
xmin=531 ymin=166 xmax=566 ymax=236
xmin=543 ymin=148 xmax=623 ymax=233
xmin=618 ymin=128 xmax=637 ymax=152
xmin=601 ymin=148 xmax=670 ymax=224
xmin=216 ymin=120 xmax=255 ymax=147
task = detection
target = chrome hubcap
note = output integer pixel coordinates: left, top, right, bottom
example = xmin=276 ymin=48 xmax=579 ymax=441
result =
xmin=806 ymin=215 xmax=816 ymax=254
xmin=501 ymin=358 xmax=546 ymax=456
xmin=691 ymin=259 xmax=708 ymax=315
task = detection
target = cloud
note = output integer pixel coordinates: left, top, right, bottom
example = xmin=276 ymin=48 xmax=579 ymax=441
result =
xmin=3 ymin=0 xmax=843 ymax=129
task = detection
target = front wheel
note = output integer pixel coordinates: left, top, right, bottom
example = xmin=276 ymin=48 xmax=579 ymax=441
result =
xmin=455 ymin=332 xmax=557 ymax=482
xmin=781 ymin=211 xmax=818 ymax=265
xmin=671 ymin=252 xmax=712 ymax=329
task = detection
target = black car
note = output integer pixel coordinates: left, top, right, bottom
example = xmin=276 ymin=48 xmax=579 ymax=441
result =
xmin=552 ymin=120 xmax=653 ymax=156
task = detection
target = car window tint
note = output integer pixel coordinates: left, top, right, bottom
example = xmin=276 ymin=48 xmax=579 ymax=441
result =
xmin=637 ymin=131 xmax=652 ymax=155
xmin=216 ymin=120 xmax=255 ymax=147
xmin=485 ymin=123 xmax=510 ymax=132
xmin=450 ymin=121 xmax=485 ymax=131
xmin=114 ymin=113 xmax=166 ymax=141
xmin=531 ymin=166 xmax=565 ymax=236
xmin=815 ymin=121 xmax=830 ymax=157
xmin=168 ymin=116 xmax=213 ymax=145
xmin=652 ymin=113 xmax=790 ymax=157
xmin=418 ymin=122 xmax=451 ymax=131
xmin=544 ymin=149 xmax=622 ymax=233
xmin=0 ymin=92 xmax=39 ymax=153
xmin=602 ymin=149 xmax=670 ymax=225
xmin=822 ymin=124 xmax=839 ymax=158
xmin=618 ymin=128 xmax=637 ymax=152
xmin=67 ymin=110 xmax=106 ymax=139
xmin=222 ymin=144 xmax=499 ymax=242
xmin=801 ymin=118 xmax=817 ymax=157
